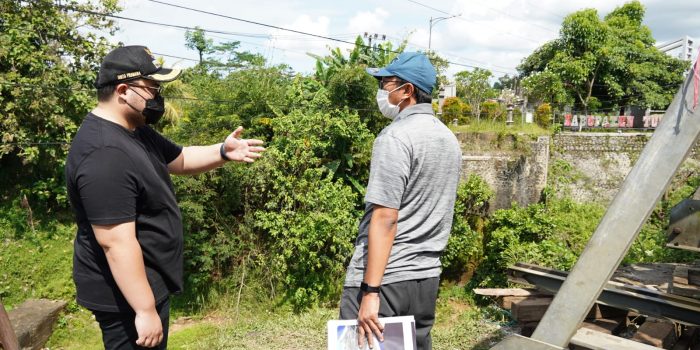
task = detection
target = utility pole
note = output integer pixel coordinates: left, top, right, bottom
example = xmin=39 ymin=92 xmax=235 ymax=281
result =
xmin=428 ymin=14 xmax=461 ymax=50
xmin=363 ymin=32 xmax=386 ymax=51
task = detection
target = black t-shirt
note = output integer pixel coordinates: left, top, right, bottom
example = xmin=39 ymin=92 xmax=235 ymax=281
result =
xmin=65 ymin=113 xmax=183 ymax=313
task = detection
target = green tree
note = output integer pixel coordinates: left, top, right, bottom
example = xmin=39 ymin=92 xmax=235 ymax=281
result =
xmin=493 ymin=74 xmax=517 ymax=91
xmin=425 ymin=50 xmax=450 ymax=95
xmin=521 ymin=70 xmax=570 ymax=108
xmin=184 ymin=26 xmax=213 ymax=64
xmin=518 ymin=1 xmax=685 ymax=113
xmin=454 ymin=68 xmax=495 ymax=121
xmin=0 ymin=0 xmax=119 ymax=205
xmin=309 ymin=36 xmax=407 ymax=86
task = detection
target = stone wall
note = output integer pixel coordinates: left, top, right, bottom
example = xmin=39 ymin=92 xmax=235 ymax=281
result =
xmin=456 ymin=133 xmax=549 ymax=211
xmin=455 ymin=131 xmax=700 ymax=210
xmin=551 ymin=132 xmax=700 ymax=204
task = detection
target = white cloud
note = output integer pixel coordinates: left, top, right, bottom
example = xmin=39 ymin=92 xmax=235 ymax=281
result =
xmin=98 ymin=0 xmax=699 ymax=77
xmin=346 ymin=8 xmax=390 ymax=34
xmin=266 ymin=14 xmax=337 ymax=73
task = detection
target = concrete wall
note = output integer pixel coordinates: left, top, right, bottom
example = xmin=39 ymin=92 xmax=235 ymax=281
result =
xmin=456 ymin=133 xmax=549 ymax=211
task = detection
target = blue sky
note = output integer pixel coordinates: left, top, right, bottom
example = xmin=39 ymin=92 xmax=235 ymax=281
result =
xmin=104 ymin=0 xmax=700 ymax=80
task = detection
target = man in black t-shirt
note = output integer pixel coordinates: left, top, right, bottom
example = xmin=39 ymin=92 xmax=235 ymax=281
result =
xmin=65 ymin=46 xmax=265 ymax=349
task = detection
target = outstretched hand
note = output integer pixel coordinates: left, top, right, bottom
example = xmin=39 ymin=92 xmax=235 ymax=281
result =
xmin=223 ymin=126 xmax=265 ymax=163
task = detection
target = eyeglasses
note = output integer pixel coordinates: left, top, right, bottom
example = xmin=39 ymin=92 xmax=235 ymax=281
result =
xmin=127 ymin=84 xmax=163 ymax=95
xmin=379 ymin=79 xmax=403 ymax=89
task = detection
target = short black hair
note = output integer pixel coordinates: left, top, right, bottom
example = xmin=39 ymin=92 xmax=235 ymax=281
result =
xmin=97 ymin=83 xmax=117 ymax=102
xmin=396 ymin=78 xmax=432 ymax=104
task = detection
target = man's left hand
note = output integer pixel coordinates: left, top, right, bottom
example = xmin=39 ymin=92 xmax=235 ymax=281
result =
xmin=357 ymin=293 xmax=384 ymax=349
xmin=223 ymin=126 xmax=265 ymax=163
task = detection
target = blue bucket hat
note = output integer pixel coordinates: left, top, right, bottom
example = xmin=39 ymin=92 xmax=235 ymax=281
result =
xmin=366 ymin=52 xmax=437 ymax=94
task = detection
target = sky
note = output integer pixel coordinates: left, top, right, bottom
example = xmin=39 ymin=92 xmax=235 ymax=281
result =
xmin=99 ymin=0 xmax=700 ymax=80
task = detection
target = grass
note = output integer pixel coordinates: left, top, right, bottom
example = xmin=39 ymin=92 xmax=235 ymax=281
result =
xmin=45 ymin=287 xmax=506 ymax=349
xmin=450 ymin=120 xmax=552 ymax=137
xmin=0 ymin=206 xmax=506 ymax=349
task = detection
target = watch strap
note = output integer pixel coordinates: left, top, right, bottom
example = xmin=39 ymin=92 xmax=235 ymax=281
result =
xmin=360 ymin=282 xmax=381 ymax=293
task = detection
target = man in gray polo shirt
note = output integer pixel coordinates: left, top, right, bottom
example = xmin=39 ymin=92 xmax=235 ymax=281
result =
xmin=340 ymin=52 xmax=462 ymax=350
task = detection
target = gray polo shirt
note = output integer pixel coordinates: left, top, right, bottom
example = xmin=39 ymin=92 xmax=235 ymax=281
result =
xmin=344 ymin=103 xmax=462 ymax=287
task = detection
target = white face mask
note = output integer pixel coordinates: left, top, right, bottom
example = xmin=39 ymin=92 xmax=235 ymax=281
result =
xmin=376 ymin=83 xmax=408 ymax=120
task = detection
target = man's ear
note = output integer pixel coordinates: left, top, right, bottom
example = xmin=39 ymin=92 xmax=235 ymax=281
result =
xmin=115 ymin=83 xmax=129 ymax=99
xmin=403 ymin=83 xmax=414 ymax=97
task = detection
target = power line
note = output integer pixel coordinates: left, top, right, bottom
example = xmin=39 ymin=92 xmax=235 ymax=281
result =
xmin=401 ymin=0 xmax=555 ymax=44
xmin=403 ymin=0 xmax=451 ymax=15
xmin=123 ymin=0 xmax=515 ymax=75
xmin=384 ymin=34 xmax=517 ymax=74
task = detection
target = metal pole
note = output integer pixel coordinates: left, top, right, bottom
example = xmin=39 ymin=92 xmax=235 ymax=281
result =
xmin=428 ymin=17 xmax=433 ymax=50
xmin=492 ymin=50 xmax=700 ymax=350
xmin=0 ymin=299 xmax=19 ymax=350
xmin=428 ymin=14 xmax=460 ymax=50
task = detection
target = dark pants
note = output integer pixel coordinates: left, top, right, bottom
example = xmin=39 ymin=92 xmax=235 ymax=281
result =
xmin=91 ymin=298 xmax=171 ymax=350
xmin=340 ymin=277 xmax=440 ymax=350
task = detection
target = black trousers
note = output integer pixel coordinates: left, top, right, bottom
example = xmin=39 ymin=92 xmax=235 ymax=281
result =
xmin=339 ymin=277 xmax=440 ymax=350
xmin=91 ymin=298 xmax=171 ymax=350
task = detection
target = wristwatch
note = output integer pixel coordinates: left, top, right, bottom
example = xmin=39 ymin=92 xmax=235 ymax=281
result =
xmin=360 ymin=282 xmax=381 ymax=294
xmin=219 ymin=143 xmax=231 ymax=161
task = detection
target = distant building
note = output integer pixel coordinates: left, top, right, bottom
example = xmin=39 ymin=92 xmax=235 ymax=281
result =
xmin=437 ymin=84 xmax=456 ymax=113
xmin=656 ymin=36 xmax=695 ymax=61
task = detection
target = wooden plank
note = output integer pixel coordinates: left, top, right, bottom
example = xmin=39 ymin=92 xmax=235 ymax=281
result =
xmin=512 ymin=298 xmax=552 ymax=322
xmin=474 ymin=288 xmax=547 ymax=297
xmin=570 ymin=328 xmax=663 ymax=350
xmin=689 ymin=268 xmax=700 ymax=286
xmin=0 ymin=299 xmax=19 ymax=350
xmin=502 ymin=296 xmax=528 ymax=310
xmin=631 ymin=318 xmax=678 ymax=349
xmin=670 ymin=283 xmax=700 ymax=299
xmin=474 ymin=288 xmax=553 ymax=309
xmin=502 ymin=296 xmax=552 ymax=310
xmin=675 ymin=266 xmax=690 ymax=285
xmin=673 ymin=266 xmax=700 ymax=286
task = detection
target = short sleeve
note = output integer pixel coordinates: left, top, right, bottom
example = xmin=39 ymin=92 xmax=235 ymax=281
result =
xmin=75 ymin=147 xmax=140 ymax=225
xmin=141 ymin=126 xmax=182 ymax=164
xmin=364 ymin=134 xmax=411 ymax=209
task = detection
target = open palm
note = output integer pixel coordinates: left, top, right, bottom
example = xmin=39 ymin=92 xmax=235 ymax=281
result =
xmin=223 ymin=126 xmax=265 ymax=163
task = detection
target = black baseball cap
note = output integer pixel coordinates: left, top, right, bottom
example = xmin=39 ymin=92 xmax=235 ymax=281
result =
xmin=94 ymin=45 xmax=181 ymax=88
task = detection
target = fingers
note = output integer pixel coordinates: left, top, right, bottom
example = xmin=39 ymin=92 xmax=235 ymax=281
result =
xmin=231 ymin=126 xmax=244 ymax=139
xmin=246 ymin=139 xmax=264 ymax=146
xmin=369 ymin=316 xmax=384 ymax=342
xmin=357 ymin=319 xmax=383 ymax=349
xmin=249 ymin=146 xmax=266 ymax=153
xmin=136 ymin=334 xmax=162 ymax=348
xmin=357 ymin=323 xmax=366 ymax=349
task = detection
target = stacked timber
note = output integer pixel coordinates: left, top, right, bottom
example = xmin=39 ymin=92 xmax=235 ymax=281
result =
xmin=475 ymin=288 xmax=700 ymax=349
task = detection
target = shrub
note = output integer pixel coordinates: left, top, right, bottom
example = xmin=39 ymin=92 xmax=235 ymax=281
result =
xmin=441 ymin=175 xmax=494 ymax=281
xmin=535 ymin=103 xmax=553 ymax=128
xmin=481 ymin=101 xmax=504 ymax=122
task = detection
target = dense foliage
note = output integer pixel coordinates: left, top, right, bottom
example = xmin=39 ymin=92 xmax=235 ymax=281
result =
xmin=518 ymin=1 xmax=686 ymax=114
xmin=1 ymin=1 xmax=696 ymax=321
xmin=0 ymin=0 xmax=118 ymax=205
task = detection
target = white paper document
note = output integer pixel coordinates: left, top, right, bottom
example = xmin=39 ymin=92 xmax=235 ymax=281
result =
xmin=327 ymin=316 xmax=417 ymax=350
